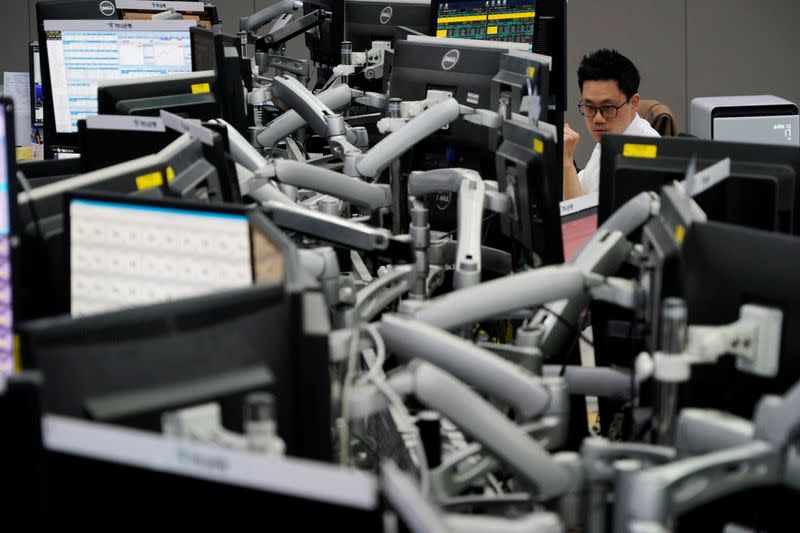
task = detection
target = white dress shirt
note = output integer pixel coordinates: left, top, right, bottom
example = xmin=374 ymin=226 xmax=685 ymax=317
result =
xmin=578 ymin=114 xmax=661 ymax=194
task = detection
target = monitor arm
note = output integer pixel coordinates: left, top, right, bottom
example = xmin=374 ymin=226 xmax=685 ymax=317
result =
xmin=255 ymin=9 xmax=330 ymax=52
xmin=255 ymin=84 xmax=385 ymax=149
xmin=260 ymin=200 xmax=395 ymax=251
xmin=240 ymin=0 xmax=302 ymax=33
xmin=254 ymin=158 xmax=391 ymax=211
xmin=332 ymin=42 xmax=393 ymax=81
xmin=354 ymin=97 xmax=463 ymax=179
xmin=636 ymin=304 xmax=784 ymax=383
xmin=269 ymin=75 xmax=367 ymax=151
xmin=348 ymin=360 xmax=574 ymax=501
xmin=376 ymin=313 xmax=569 ymax=422
xmin=408 ymin=168 xmax=512 ymax=290
xmin=404 ymin=265 xmax=604 ymax=331
xmin=612 ymin=380 xmax=800 ymax=532
xmin=382 ymin=461 xmax=566 ymax=533
xmin=530 ymin=191 xmax=658 ymax=359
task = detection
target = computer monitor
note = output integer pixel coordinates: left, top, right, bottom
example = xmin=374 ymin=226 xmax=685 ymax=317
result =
xmin=19 ymin=279 xmax=334 ymax=462
xmin=76 ymin=115 xmax=241 ymax=204
xmin=66 ymin=192 xmax=274 ymax=317
xmin=345 ymin=0 xmax=432 ymax=52
xmin=386 ymin=36 xmax=529 ymax=228
xmin=598 ymin=134 xmax=800 ymax=235
xmin=304 ymin=0 xmax=346 ymax=69
xmin=42 ymin=415 xmax=382 ymax=529
xmin=40 ymin=18 xmax=196 ymax=156
xmin=29 ymin=42 xmax=44 ymax=134
xmin=0 ymin=373 xmax=47 ymax=529
xmin=190 ymin=25 xmax=215 ymax=71
xmin=680 ymin=220 xmax=800 ymax=419
xmin=433 ymin=0 xmax=535 ymax=48
xmin=495 ymin=116 xmax=563 ymax=266
xmin=0 ymin=99 xmax=18 ymax=375
xmin=559 ymin=191 xmax=597 ymax=261
xmin=15 ymin=134 xmax=204 ymax=320
xmin=211 ymin=33 xmax=253 ymax=136
xmin=96 ymin=70 xmax=218 ymax=119
xmin=36 ymin=0 xmax=122 ymax=159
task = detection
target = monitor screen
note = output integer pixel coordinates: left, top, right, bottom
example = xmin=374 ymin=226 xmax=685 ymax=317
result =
xmin=434 ymin=0 xmax=535 ymax=47
xmin=0 ymin=106 xmax=13 ymax=374
xmin=68 ymin=195 xmax=255 ymax=317
xmin=559 ymin=191 xmax=598 ymax=261
xmin=43 ymin=19 xmax=195 ymax=134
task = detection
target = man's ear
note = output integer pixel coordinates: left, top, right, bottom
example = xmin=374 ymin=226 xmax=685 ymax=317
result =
xmin=630 ymin=93 xmax=640 ymax=112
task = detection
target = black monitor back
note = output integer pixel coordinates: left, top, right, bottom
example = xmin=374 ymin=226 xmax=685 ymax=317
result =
xmin=19 ymin=284 xmax=333 ymax=461
xmin=496 ymin=118 xmax=563 ymax=266
xmin=345 ymin=0 xmax=432 ymax=51
xmin=599 ymin=134 xmax=800 ymax=235
xmin=96 ymin=71 xmax=220 ymax=121
xmin=681 ymin=221 xmax=800 ymax=418
xmin=304 ymin=0 xmax=346 ymax=66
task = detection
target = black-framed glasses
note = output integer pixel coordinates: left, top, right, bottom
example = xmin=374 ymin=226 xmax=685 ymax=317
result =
xmin=577 ymin=98 xmax=631 ymax=119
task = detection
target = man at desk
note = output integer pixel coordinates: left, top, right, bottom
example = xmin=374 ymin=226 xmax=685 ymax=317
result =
xmin=563 ymin=49 xmax=660 ymax=200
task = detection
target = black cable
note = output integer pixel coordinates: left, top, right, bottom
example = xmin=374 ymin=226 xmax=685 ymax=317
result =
xmin=545 ymin=304 xmax=592 ymax=377
xmin=541 ymin=304 xmax=594 ymax=347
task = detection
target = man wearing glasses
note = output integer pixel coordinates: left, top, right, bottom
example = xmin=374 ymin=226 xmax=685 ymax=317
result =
xmin=563 ymin=49 xmax=660 ymax=200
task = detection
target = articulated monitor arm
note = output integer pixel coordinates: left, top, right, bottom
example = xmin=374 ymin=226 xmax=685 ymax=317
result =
xmin=269 ymin=76 xmax=367 ymax=152
xmin=349 ymin=360 xmax=573 ymax=501
xmin=377 ymin=314 xmax=566 ymax=421
xmin=256 ymin=9 xmax=329 ymax=51
xmin=240 ymin=0 xmax=302 ymax=33
xmin=261 ymin=200 xmax=393 ymax=251
xmin=255 ymin=158 xmax=391 ymax=211
xmin=613 ymin=380 xmax=800 ymax=532
xmin=355 ymin=98 xmax=462 ymax=179
xmin=382 ymin=461 xmax=566 ymax=533
xmin=409 ymin=265 xmax=603 ymax=331
xmin=256 ymin=84 xmax=353 ymax=149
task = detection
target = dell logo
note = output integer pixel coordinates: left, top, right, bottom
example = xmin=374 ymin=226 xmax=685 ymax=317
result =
xmin=379 ymin=6 xmax=393 ymax=24
xmin=441 ymin=49 xmax=460 ymax=70
xmin=99 ymin=0 xmax=116 ymax=16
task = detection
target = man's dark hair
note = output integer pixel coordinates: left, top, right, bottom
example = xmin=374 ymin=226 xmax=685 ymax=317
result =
xmin=577 ymin=49 xmax=640 ymax=98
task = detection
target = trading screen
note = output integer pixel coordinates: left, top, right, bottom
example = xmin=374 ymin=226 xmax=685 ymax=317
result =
xmin=435 ymin=0 xmax=536 ymax=45
xmin=69 ymin=198 xmax=254 ymax=317
xmin=44 ymin=19 xmax=195 ymax=134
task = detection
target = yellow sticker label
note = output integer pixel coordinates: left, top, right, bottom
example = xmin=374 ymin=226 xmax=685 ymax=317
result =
xmin=526 ymin=66 xmax=536 ymax=78
xmin=13 ymin=334 xmax=20 ymax=374
xmin=533 ymin=138 xmax=544 ymax=154
xmin=674 ymin=224 xmax=686 ymax=244
xmin=622 ymin=143 xmax=658 ymax=159
xmin=436 ymin=29 xmax=447 ymax=37
xmin=166 ymin=166 xmax=176 ymax=182
xmin=136 ymin=171 xmax=164 ymax=191
xmin=16 ymin=146 xmax=34 ymax=161
xmin=487 ymin=26 xmax=498 ymax=35
xmin=191 ymin=83 xmax=211 ymax=94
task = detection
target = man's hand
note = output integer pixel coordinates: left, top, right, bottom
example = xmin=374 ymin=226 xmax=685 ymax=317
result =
xmin=562 ymin=122 xmax=585 ymax=201
xmin=563 ymin=122 xmax=580 ymax=161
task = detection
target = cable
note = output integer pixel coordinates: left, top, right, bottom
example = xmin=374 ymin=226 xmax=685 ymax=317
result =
xmin=541 ymin=304 xmax=594 ymax=347
xmin=545 ymin=304 xmax=592 ymax=377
